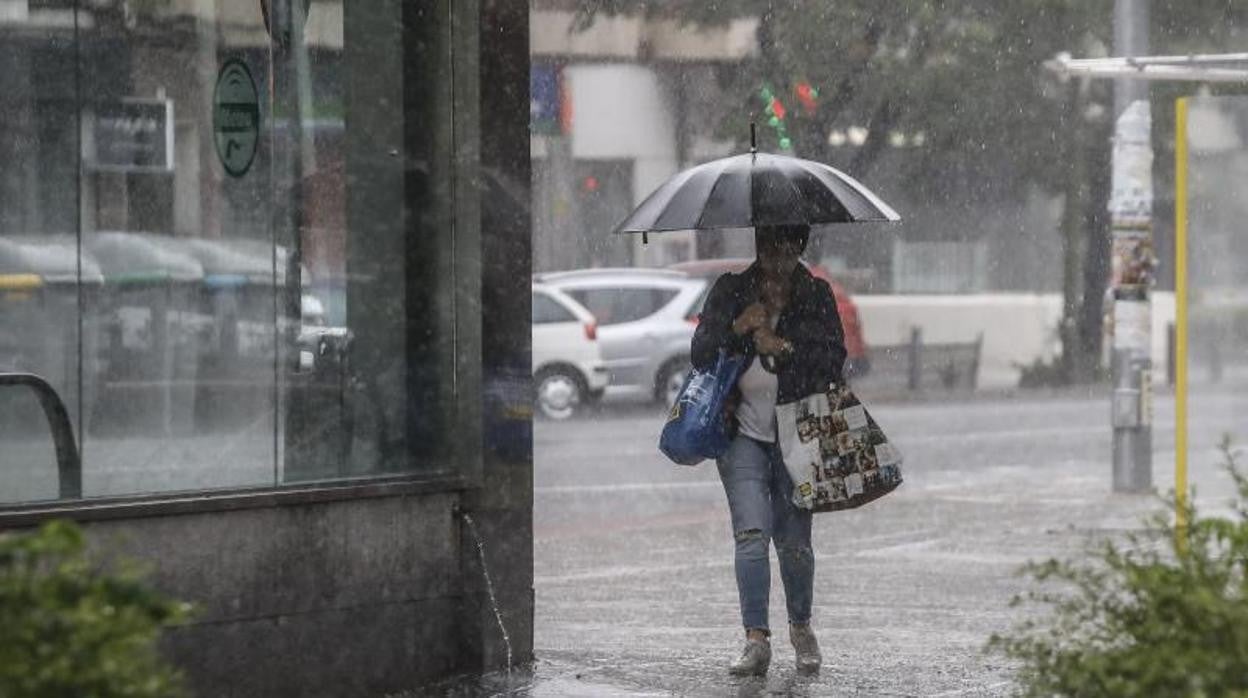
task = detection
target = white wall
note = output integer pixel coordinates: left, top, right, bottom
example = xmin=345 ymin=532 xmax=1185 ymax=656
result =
xmin=567 ymin=64 xmax=674 ymax=166
xmin=566 ymin=63 xmax=678 ymax=200
xmin=531 ymin=11 xmax=758 ymax=61
xmin=566 ymin=64 xmax=681 ymax=265
xmin=854 ymin=292 xmax=1176 ymax=389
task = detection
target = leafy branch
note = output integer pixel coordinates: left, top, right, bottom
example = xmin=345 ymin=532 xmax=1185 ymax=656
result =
xmin=990 ymin=438 xmax=1248 ymax=696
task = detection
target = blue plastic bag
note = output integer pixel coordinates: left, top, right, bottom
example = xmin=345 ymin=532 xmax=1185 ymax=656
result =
xmin=659 ymin=350 xmax=748 ymax=465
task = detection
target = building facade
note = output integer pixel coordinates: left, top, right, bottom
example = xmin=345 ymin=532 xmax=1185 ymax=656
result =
xmin=0 ymin=0 xmax=533 ymax=693
xmin=530 ymin=5 xmax=756 ymax=272
xmin=528 ymin=4 xmax=1066 ymax=295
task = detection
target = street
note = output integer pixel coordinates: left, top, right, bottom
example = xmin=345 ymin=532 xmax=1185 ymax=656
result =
xmin=525 ymin=386 xmax=1247 ymax=696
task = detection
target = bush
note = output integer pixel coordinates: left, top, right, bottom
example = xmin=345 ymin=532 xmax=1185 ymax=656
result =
xmin=1014 ymin=355 xmax=1068 ymax=389
xmin=0 ymin=520 xmax=190 ymax=697
xmin=989 ymin=439 xmax=1248 ymax=697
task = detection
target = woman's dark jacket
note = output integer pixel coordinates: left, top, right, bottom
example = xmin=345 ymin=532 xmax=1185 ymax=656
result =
xmin=691 ymin=262 xmax=847 ymax=404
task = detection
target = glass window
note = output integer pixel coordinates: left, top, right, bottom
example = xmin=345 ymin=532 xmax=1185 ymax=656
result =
xmin=565 ymin=287 xmax=677 ymax=326
xmin=533 ymin=294 xmax=576 ymax=324
xmin=0 ymin=384 xmax=58 ymax=502
xmin=0 ymin=0 xmax=479 ymax=503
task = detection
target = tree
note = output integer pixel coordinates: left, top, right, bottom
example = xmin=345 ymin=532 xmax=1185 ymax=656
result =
xmin=572 ymin=0 xmax=1248 ymax=382
xmin=578 ymin=0 xmax=1114 ymax=379
xmin=577 ymin=1 xmax=1110 ymax=192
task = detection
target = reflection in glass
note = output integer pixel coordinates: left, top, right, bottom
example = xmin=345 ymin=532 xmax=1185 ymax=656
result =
xmin=280 ymin=0 xmax=463 ymax=483
xmin=0 ymin=0 xmax=468 ymax=501
xmin=72 ymin=2 xmax=277 ymax=495
xmin=0 ymin=384 xmax=59 ymax=504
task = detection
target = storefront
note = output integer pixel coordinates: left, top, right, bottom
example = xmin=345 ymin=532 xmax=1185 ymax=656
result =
xmin=0 ymin=0 xmax=532 ymax=693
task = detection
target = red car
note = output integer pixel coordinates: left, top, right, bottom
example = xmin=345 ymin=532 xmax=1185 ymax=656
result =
xmin=668 ymin=258 xmax=871 ymax=379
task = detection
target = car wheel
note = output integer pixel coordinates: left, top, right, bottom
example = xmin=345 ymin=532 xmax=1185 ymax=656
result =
xmin=657 ymin=358 xmax=691 ymax=409
xmin=535 ymin=367 xmax=585 ymax=420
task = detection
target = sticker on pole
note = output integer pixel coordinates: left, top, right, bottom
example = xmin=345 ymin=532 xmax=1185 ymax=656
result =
xmin=213 ymin=59 xmax=260 ymax=177
xmin=1113 ymin=299 xmax=1151 ymax=353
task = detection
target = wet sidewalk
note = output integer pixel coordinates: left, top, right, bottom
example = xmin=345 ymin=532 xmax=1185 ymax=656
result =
xmin=508 ymin=389 xmax=1245 ymax=697
xmin=527 ymin=467 xmax=1155 ymax=696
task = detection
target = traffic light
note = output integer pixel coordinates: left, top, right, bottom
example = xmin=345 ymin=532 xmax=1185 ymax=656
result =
xmin=795 ymin=81 xmax=818 ymax=115
xmin=769 ymin=97 xmax=786 ymax=121
xmin=758 ymin=85 xmax=793 ymax=151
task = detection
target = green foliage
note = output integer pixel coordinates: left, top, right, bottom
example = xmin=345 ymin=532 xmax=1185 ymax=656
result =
xmin=578 ymin=0 xmax=1115 ymax=192
xmin=574 ymin=1 xmax=1248 ymax=193
xmin=1015 ymin=355 xmax=1069 ymax=389
xmin=1154 ymin=0 xmax=1248 ymax=56
xmin=0 ymin=520 xmax=190 ymax=698
xmin=989 ymin=440 xmax=1248 ymax=696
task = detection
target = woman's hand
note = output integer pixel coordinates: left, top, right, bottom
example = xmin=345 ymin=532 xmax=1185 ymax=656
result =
xmin=752 ymin=327 xmax=792 ymax=357
xmin=732 ymin=302 xmax=769 ymax=336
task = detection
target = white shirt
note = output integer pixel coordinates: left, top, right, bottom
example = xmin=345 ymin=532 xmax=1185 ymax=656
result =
xmin=736 ymin=355 xmax=779 ymax=442
xmin=735 ymin=312 xmax=782 ymax=442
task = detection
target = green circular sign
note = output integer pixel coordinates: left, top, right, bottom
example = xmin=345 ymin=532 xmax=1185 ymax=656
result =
xmin=213 ymin=59 xmax=260 ymax=177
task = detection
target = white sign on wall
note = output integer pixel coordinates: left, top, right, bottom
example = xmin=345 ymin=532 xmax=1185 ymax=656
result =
xmin=83 ymin=98 xmax=174 ymax=172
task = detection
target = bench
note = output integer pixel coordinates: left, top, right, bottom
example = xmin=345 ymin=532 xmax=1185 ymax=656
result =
xmin=855 ymin=328 xmax=983 ymax=392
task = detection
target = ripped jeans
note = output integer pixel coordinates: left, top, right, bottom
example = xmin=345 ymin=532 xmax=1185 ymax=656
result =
xmin=716 ymin=434 xmax=814 ymax=633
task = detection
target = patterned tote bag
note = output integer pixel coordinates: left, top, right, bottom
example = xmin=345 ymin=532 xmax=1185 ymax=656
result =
xmin=775 ymin=383 xmax=903 ymax=512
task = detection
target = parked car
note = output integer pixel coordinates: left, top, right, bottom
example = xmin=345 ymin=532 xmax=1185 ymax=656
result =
xmin=536 ymin=262 xmax=870 ymax=409
xmin=669 ymin=258 xmax=871 ymax=380
xmin=532 ymin=282 xmax=609 ymax=419
xmin=534 ymin=268 xmax=707 ymax=407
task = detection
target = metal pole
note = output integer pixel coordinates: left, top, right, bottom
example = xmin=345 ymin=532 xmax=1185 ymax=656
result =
xmin=1110 ymin=0 xmax=1153 ymax=493
xmin=908 ymin=326 xmax=922 ymax=392
xmin=1113 ymin=0 xmax=1150 ymax=119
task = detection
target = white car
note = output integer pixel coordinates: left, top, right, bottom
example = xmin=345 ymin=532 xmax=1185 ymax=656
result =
xmin=534 ymin=269 xmax=707 ymax=407
xmin=532 ymin=283 xmax=610 ymax=419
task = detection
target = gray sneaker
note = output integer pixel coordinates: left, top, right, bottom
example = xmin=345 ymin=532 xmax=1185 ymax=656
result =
xmin=728 ymin=638 xmax=771 ymax=676
xmin=790 ymin=623 xmax=822 ymax=674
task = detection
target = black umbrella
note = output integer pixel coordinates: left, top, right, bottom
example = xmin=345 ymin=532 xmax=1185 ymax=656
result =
xmin=615 ymin=126 xmax=900 ymax=242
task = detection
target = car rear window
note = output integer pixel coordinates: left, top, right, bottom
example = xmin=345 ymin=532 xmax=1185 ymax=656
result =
xmin=564 ymin=287 xmax=678 ymax=326
xmin=532 ymin=293 xmax=578 ymax=324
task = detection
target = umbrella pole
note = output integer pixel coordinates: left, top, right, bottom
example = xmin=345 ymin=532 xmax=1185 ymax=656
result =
xmin=642 ymin=231 xmax=648 ymax=245
xmin=750 ymin=122 xmax=757 ymax=154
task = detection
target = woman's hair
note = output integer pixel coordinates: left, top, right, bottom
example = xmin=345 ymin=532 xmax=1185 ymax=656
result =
xmin=756 ymin=224 xmax=810 ymax=254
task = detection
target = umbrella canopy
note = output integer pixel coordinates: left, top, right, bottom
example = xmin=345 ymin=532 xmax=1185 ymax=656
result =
xmin=614 ymin=151 xmax=900 ymax=236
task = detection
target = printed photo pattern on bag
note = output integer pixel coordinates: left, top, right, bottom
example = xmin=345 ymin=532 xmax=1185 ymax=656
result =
xmin=781 ymin=384 xmax=903 ymax=511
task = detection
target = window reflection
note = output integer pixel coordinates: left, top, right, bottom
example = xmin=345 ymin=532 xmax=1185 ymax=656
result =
xmin=0 ymin=384 xmax=58 ymax=503
xmin=0 ymin=0 xmax=467 ymax=501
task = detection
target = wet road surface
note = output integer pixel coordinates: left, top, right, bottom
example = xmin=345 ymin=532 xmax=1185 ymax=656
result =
xmin=522 ymin=385 xmax=1247 ymax=696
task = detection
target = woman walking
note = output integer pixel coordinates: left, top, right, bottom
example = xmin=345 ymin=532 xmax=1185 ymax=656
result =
xmin=690 ymin=223 xmax=847 ymax=676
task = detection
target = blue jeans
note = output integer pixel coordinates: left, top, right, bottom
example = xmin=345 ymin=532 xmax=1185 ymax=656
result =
xmin=716 ymin=434 xmax=814 ymax=633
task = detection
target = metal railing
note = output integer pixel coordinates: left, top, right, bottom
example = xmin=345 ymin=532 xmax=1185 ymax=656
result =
xmin=858 ymin=328 xmax=984 ymax=392
xmin=0 ymin=372 xmax=81 ymax=499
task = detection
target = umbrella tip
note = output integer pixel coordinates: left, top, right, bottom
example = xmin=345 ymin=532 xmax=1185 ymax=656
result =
xmin=750 ymin=121 xmax=757 ymax=154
